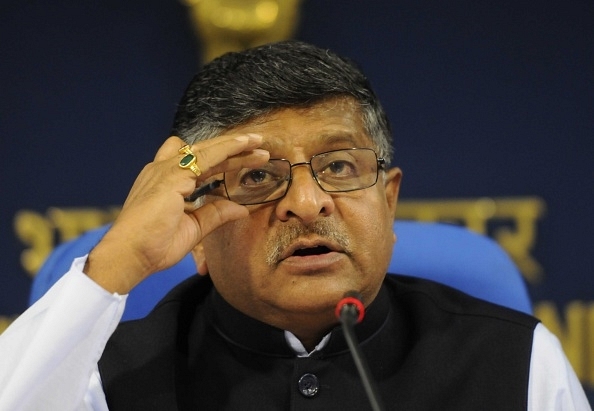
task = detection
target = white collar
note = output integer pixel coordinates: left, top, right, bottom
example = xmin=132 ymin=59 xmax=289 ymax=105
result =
xmin=284 ymin=330 xmax=332 ymax=357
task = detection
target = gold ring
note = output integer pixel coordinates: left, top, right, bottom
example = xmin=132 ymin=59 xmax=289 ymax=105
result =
xmin=178 ymin=145 xmax=202 ymax=177
xmin=179 ymin=145 xmax=193 ymax=156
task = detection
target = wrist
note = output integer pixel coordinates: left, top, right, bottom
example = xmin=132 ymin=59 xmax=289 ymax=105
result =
xmin=83 ymin=240 xmax=148 ymax=295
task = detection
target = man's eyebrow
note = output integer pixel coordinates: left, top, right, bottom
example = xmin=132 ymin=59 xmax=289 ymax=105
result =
xmin=316 ymin=132 xmax=361 ymax=146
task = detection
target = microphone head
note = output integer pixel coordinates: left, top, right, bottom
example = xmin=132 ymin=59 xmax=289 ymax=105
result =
xmin=335 ymin=291 xmax=365 ymax=323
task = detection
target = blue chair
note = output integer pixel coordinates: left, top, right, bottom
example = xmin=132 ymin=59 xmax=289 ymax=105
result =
xmin=390 ymin=222 xmax=532 ymax=314
xmin=30 ymin=221 xmax=532 ymax=320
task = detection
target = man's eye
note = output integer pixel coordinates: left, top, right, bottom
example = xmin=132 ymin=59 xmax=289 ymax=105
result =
xmin=240 ymin=169 xmax=274 ymax=186
xmin=321 ymin=161 xmax=357 ymax=178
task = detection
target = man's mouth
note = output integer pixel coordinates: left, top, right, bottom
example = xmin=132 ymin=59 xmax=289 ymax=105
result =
xmin=275 ymin=240 xmax=347 ymax=272
xmin=264 ymin=220 xmax=352 ymax=267
xmin=279 ymin=239 xmax=343 ymax=262
xmin=290 ymin=245 xmax=333 ymax=257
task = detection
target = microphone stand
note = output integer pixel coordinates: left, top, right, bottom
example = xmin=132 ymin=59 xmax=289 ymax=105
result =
xmin=338 ymin=298 xmax=386 ymax=411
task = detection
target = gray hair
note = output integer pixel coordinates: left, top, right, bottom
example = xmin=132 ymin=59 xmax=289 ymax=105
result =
xmin=172 ymin=41 xmax=393 ymax=162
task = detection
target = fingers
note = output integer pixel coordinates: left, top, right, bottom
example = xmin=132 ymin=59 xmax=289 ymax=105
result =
xmin=124 ymin=132 xmax=269 ymax=212
xmin=188 ymin=199 xmax=249 ymax=240
xmin=155 ymin=133 xmax=269 ymax=181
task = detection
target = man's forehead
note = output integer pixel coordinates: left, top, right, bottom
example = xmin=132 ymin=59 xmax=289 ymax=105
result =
xmin=238 ymin=97 xmax=362 ymax=127
xmin=233 ymin=98 xmax=372 ymax=153
xmin=259 ymin=132 xmax=369 ymax=153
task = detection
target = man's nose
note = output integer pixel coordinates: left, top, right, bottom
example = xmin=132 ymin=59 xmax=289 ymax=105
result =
xmin=274 ymin=166 xmax=335 ymax=224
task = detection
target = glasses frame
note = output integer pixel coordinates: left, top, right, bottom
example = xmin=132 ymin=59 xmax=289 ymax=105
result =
xmin=222 ymin=147 xmax=386 ymax=206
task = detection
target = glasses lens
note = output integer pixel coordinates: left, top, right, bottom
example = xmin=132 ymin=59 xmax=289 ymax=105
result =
xmin=312 ymin=148 xmax=379 ymax=192
xmin=224 ymin=160 xmax=291 ymax=205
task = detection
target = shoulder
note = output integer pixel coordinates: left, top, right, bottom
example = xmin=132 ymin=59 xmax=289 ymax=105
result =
xmin=101 ymin=275 xmax=214 ymax=357
xmin=150 ymin=274 xmax=214 ymax=315
xmin=384 ymin=273 xmax=539 ymax=331
xmin=99 ymin=276 xmax=214 ymax=391
xmin=379 ymin=274 xmax=542 ymax=406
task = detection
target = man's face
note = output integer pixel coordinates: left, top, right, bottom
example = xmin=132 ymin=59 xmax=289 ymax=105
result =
xmin=197 ymin=97 xmax=402 ymax=333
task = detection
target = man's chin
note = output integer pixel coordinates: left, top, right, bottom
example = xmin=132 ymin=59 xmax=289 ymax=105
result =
xmin=269 ymin=286 xmax=354 ymax=316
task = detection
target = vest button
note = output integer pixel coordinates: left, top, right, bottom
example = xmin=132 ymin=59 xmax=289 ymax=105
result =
xmin=298 ymin=373 xmax=320 ymax=397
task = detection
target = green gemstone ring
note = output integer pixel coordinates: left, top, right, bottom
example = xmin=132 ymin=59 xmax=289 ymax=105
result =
xmin=178 ymin=145 xmax=202 ymax=177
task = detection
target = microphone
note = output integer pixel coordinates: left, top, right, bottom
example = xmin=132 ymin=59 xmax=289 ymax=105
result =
xmin=335 ymin=292 xmax=386 ymax=411
xmin=335 ymin=291 xmax=366 ymax=324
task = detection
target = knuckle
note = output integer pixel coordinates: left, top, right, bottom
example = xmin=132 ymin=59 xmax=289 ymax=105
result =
xmin=195 ymin=149 xmax=211 ymax=173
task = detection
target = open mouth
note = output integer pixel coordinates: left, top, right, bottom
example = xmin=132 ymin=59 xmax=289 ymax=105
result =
xmin=291 ymin=245 xmax=333 ymax=257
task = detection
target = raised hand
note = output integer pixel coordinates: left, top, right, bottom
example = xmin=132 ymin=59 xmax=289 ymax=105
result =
xmin=84 ymin=134 xmax=269 ymax=294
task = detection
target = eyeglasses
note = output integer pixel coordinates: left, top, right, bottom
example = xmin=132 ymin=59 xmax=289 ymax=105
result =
xmin=208 ymin=148 xmax=386 ymax=206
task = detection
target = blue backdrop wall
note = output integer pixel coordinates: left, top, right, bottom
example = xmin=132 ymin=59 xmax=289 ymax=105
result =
xmin=1 ymin=0 xmax=593 ymax=402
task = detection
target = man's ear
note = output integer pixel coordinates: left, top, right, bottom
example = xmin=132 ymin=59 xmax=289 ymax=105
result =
xmin=191 ymin=242 xmax=209 ymax=276
xmin=384 ymin=167 xmax=402 ymax=219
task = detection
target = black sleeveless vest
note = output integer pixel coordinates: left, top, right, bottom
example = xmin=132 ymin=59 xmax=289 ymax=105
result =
xmin=99 ymin=274 xmax=539 ymax=410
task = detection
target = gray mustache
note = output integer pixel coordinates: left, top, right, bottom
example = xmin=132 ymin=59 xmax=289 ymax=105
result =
xmin=265 ymin=220 xmax=352 ymax=266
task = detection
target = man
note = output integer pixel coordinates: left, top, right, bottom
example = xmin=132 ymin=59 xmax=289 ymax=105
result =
xmin=0 ymin=41 xmax=589 ymax=410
